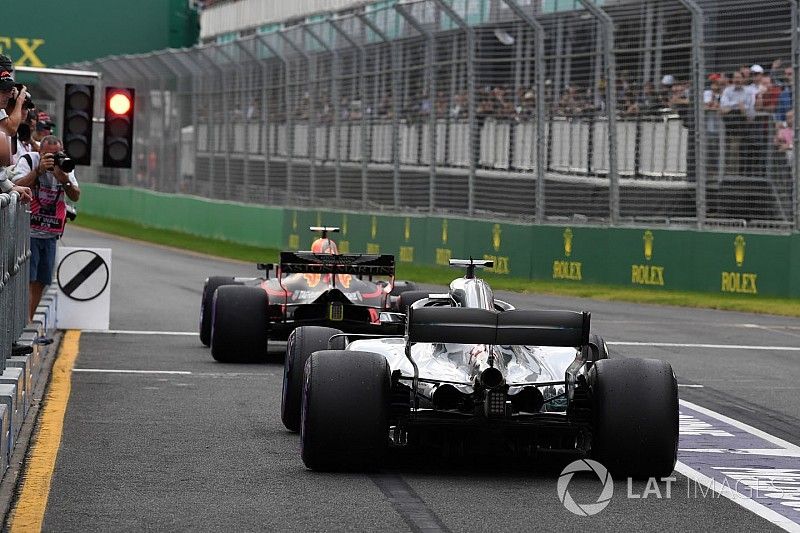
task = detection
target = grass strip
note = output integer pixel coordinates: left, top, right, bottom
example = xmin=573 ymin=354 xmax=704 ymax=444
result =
xmin=73 ymin=213 xmax=800 ymax=317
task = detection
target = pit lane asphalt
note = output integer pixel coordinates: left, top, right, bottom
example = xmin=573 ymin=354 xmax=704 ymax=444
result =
xmin=37 ymin=227 xmax=797 ymax=532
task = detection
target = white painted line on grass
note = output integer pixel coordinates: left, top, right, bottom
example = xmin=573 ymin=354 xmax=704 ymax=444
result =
xmin=83 ymin=330 xmax=197 ymax=336
xmin=609 ymin=341 xmax=800 ymax=351
xmin=674 ymin=461 xmax=800 ymax=533
xmin=73 ymin=369 xmax=193 ymax=375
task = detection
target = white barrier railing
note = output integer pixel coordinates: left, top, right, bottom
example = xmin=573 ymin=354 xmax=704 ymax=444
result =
xmin=193 ymin=115 xmax=689 ymax=179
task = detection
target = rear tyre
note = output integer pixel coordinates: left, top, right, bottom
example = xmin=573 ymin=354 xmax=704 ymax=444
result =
xmin=390 ymin=280 xmax=419 ymax=297
xmin=200 ymin=276 xmax=241 ymax=346
xmin=301 ymin=350 xmax=390 ymax=471
xmin=586 ymin=333 xmax=609 ymax=361
xmin=397 ymin=290 xmax=429 ymax=312
xmin=281 ymin=326 xmax=344 ymax=432
xmin=210 ymin=285 xmax=269 ymax=363
xmin=590 ymin=358 xmax=678 ymax=478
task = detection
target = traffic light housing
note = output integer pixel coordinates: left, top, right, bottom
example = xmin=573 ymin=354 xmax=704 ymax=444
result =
xmin=103 ymin=87 xmax=135 ymax=168
xmin=62 ymin=84 xmax=94 ymax=166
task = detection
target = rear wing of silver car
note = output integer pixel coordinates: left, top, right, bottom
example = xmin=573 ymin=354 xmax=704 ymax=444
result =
xmin=279 ymin=251 xmax=396 ymax=277
xmin=407 ymin=306 xmax=590 ymax=347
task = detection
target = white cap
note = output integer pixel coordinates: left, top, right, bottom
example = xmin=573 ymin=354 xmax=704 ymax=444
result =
xmin=661 ymin=74 xmax=675 ymax=86
xmin=751 ymin=64 xmax=764 ymax=74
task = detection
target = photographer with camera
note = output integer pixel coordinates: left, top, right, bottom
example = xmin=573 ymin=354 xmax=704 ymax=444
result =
xmin=10 ymin=135 xmax=80 ymax=320
xmin=0 ymin=60 xmax=32 ymax=201
xmin=0 ymin=55 xmax=30 ymax=137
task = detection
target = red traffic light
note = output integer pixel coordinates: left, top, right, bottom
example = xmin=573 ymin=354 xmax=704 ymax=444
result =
xmin=108 ymin=91 xmax=132 ymax=115
xmin=103 ymin=87 xmax=135 ymax=168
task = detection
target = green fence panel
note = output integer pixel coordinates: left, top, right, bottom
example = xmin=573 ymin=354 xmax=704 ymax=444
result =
xmin=689 ymin=232 xmax=788 ymax=297
xmin=461 ymin=220 xmax=534 ymax=278
xmin=78 ymin=192 xmax=799 ymax=299
xmin=79 ymin=184 xmax=283 ymax=248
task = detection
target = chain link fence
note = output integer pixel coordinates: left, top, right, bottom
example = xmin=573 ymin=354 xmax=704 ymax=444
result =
xmin=0 ymin=192 xmax=30 ymax=370
xmin=45 ymin=0 xmax=800 ymax=232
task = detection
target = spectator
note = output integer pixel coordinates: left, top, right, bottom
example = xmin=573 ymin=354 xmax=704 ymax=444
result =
xmin=558 ymin=85 xmax=585 ymax=117
xmin=637 ymin=81 xmax=661 ymax=115
xmin=775 ymin=109 xmax=794 ymax=169
xmin=450 ymin=92 xmax=467 ymax=119
xmin=704 ymin=73 xmax=724 ymax=180
xmin=756 ymin=75 xmax=781 ymax=113
xmin=14 ymin=109 xmax=38 ymax=163
xmin=659 ymin=75 xmax=675 ymax=108
xmin=720 ymin=71 xmax=755 ymax=175
xmin=0 ymin=66 xmax=32 ymax=201
xmin=0 ymin=55 xmax=28 ymax=137
xmin=746 ymin=64 xmax=765 ymax=99
xmin=10 ymin=136 xmax=80 ymax=320
xmin=775 ymin=67 xmax=793 ymax=123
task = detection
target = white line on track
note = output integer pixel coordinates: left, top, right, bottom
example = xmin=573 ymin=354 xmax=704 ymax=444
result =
xmin=676 ymin=399 xmax=800 ymax=532
xmin=680 ymin=399 xmax=800 ymax=452
xmin=83 ymin=330 xmax=197 ymax=336
xmin=674 ymin=462 xmax=800 ymax=533
xmin=608 ymin=341 xmax=800 ymax=351
xmin=84 ymin=331 xmax=800 ymax=352
xmin=73 ymin=369 xmax=193 ymax=375
xmin=679 ymin=448 xmax=800 ymax=458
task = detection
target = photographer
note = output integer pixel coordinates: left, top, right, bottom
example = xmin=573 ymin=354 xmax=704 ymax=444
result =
xmin=0 ymin=55 xmax=29 ymax=137
xmin=10 ymin=135 xmax=80 ymax=320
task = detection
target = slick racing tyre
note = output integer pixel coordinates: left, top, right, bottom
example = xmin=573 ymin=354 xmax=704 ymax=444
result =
xmin=281 ymin=327 xmax=344 ymax=432
xmin=210 ymin=285 xmax=269 ymax=363
xmin=390 ymin=280 xmax=419 ymax=297
xmin=200 ymin=276 xmax=242 ymax=347
xmin=590 ymin=358 xmax=678 ymax=478
xmin=301 ymin=350 xmax=390 ymax=471
xmin=396 ymin=290 xmax=429 ymax=312
xmin=586 ymin=333 xmax=609 ymax=362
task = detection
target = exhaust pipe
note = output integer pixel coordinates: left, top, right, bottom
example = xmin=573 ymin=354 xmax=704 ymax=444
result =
xmin=432 ymin=384 xmax=468 ymax=410
xmin=478 ymin=367 xmax=505 ymax=389
xmin=510 ymin=387 xmax=544 ymax=413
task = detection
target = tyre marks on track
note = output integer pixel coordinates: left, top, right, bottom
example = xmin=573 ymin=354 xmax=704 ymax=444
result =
xmin=370 ymin=473 xmax=451 ymax=533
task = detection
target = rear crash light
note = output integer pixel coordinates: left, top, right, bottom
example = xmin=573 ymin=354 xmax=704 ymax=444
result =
xmin=329 ymin=302 xmax=344 ymax=321
xmin=484 ymin=390 xmax=507 ymax=418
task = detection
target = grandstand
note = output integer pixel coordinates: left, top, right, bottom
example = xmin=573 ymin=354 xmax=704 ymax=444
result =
xmin=59 ymin=0 xmax=798 ymax=229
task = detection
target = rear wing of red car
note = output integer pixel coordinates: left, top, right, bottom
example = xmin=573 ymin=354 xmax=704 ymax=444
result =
xmin=279 ymin=251 xmax=396 ymax=276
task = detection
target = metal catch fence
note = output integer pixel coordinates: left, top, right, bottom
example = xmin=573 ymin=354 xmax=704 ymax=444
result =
xmin=41 ymin=0 xmax=800 ymax=232
xmin=0 ymin=192 xmax=30 ymax=369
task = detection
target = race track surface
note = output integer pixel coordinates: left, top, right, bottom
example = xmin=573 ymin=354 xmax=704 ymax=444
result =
xmin=38 ymin=228 xmax=799 ymax=532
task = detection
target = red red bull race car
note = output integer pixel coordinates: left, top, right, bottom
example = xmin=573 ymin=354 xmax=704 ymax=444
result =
xmin=199 ymin=227 xmax=421 ymax=363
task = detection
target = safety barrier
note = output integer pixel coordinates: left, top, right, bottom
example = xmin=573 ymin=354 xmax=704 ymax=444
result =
xmin=76 ymin=184 xmax=800 ymax=299
xmin=0 ymin=192 xmax=30 ymax=370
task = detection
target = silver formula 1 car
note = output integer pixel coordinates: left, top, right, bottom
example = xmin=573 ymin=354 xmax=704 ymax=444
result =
xmin=289 ymin=259 xmax=679 ymax=478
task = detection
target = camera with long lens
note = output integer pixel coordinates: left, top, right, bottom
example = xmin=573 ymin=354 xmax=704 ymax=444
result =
xmin=53 ymin=151 xmax=76 ymax=172
xmin=65 ymin=205 xmax=77 ymax=222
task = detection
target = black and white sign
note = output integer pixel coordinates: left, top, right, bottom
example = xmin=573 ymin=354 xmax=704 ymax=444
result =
xmin=55 ymin=247 xmax=112 ymax=330
xmin=57 ymin=250 xmax=109 ymax=301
